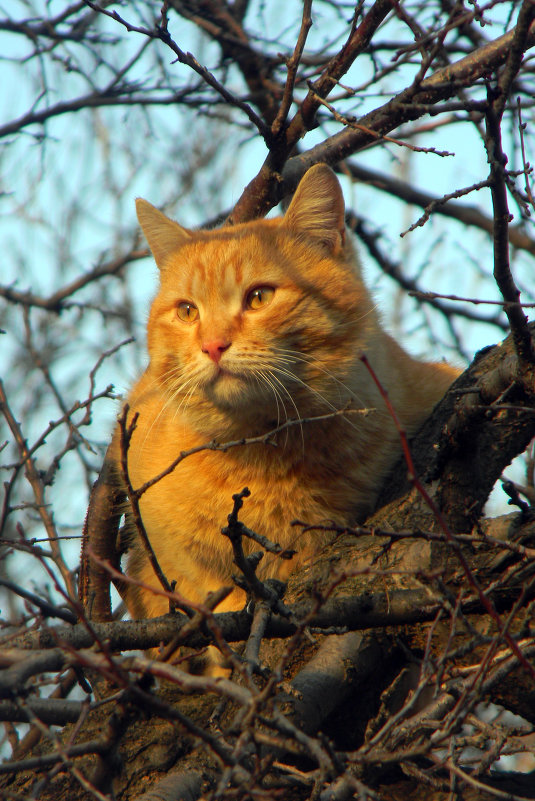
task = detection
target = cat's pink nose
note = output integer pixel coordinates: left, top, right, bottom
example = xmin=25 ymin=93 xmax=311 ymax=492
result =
xmin=201 ymin=339 xmax=231 ymax=364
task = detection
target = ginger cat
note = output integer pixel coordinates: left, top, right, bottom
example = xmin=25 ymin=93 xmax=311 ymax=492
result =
xmin=112 ymin=164 xmax=458 ymax=622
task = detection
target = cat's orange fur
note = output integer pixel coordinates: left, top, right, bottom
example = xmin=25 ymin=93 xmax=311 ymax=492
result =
xmin=111 ymin=164 xmax=458 ymax=622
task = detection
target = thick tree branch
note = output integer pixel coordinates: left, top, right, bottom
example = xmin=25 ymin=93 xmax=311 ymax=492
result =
xmin=231 ymin=19 xmax=535 ymax=222
xmin=377 ymin=324 xmax=535 ymax=529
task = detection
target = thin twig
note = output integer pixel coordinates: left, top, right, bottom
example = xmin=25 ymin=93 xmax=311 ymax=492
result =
xmin=271 ymin=0 xmax=312 ymax=138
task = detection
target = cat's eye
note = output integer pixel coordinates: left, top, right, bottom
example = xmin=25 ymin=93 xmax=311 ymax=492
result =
xmin=176 ymin=301 xmax=199 ymax=322
xmin=245 ymin=286 xmax=275 ymax=310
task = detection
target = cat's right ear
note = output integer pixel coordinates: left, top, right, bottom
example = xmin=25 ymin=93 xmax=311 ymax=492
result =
xmin=136 ymin=198 xmax=192 ymax=270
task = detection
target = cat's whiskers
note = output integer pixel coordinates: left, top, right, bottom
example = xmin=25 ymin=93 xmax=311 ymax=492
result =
xmin=265 ymin=357 xmax=376 ymax=436
xmin=129 ymin=363 xmax=184 ymax=406
xmin=171 ymin=377 xmax=199 ymax=423
xmin=276 ymin=347 xmax=359 ymax=402
xmin=264 ymin=368 xmax=305 ymax=452
xmin=252 ymin=368 xmax=284 ymax=428
xmin=174 ymin=378 xmax=203 ymax=438
xmin=136 ymin=366 xmax=186 ymax=452
xmin=172 ymin=372 xmax=203 ymax=417
xmin=234 ymin=346 xmax=343 ymax=431
xmin=139 ymin=366 xmax=203 ymax=453
xmin=275 ymin=347 xmax=385 ymax=420
xmin=269 ymin=361 xmax=340 ymax=413
xmin=244 ymin=364 xmax=304 ymax=451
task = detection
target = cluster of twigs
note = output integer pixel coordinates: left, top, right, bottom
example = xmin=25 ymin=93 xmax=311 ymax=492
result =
xmin=1 ymin=473 xmax=535 ymax=800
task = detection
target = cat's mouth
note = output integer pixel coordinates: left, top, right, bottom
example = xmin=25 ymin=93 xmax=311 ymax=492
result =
xmin=207 ymin=364 xmax=244 ymax=385
xmin=212 ymin=365 xmax=235 ymax=379
xmin=203 ymin=363 xmax=257 ymax=405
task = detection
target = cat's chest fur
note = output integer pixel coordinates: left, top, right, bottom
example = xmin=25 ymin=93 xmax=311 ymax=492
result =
xmin=120 ymin=385 xmax=379 ymax=617
xmin=126 ymin=384 xmax=365 ymax=528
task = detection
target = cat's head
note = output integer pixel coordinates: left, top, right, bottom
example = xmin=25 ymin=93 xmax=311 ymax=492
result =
xmin=136 ymin=164 xmax=374 ymax=429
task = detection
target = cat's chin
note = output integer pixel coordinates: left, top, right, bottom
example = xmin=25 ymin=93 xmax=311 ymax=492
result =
xmin=204 ymin=370 xmax=251 ymax=402
xmin=202 ymin=369 xmax=273 ymax=413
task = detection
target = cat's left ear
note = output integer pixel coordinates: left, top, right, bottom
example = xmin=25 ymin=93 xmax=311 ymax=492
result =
xmin=136 ymin=198 xmax=192 ymax=270
xmin=283 ymin=164 xmax=346 ymax=254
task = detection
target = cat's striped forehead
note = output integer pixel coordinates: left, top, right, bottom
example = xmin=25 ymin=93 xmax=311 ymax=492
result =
xmin=165 ymin=232 xmax=282 ymax=305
